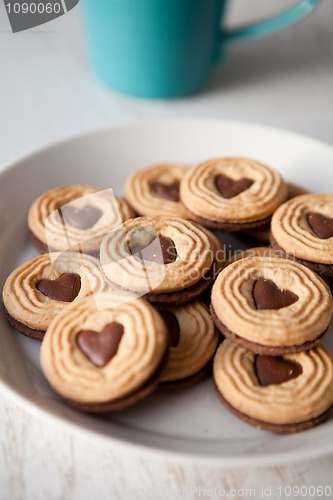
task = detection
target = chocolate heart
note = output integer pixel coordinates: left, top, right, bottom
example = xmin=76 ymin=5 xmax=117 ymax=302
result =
xmin=255 ymin=355 xmax=302 ymax=386
xmin=131 ymin=235 xmax=177 ymax=265
xmin=307 ymin=212 xmax=333 ymax=240
xmin=60 ymin=205 xmax=102 ymax=230
xmin=215 ymin=174 xmax=254 ymax=199
xmin=160 ymin=311 xmax=180 ymax=347
xmin=252 ymin=278 xmax=298 ymax=310
xmin=151 ymin=181 xmax=180 ymax=202
xmin=77 ymin=322 xmax=124 ymax=367
xmin=36 ymin=273 xmax=81 ymax=302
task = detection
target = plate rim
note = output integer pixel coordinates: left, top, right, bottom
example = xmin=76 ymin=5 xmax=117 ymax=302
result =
xmin=1 ymin=117 xmax=333 ymax=467
xmin=1 ymin=116 xmax=332 ymax=176
xmin=2 ymin=378 xmax=333 ymax=467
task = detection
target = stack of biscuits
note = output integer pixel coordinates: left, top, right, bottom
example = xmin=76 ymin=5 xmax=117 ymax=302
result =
xmin=2 ymin=157 xmax=333 ymax=433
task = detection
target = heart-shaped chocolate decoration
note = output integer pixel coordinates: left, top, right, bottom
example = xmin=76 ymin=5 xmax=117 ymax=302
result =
xmin=36 ymin=273 xmax=81 ymax=302
xmin=160 ymin=311 xmax=180 ymax=347
xmin=77 ymin=322 xmax=124 ymax=367
xmin=307 ymin=212 xmax=333 ymax=240
xmin=151 ymin=181 xmax=180 ymax=202
xmin=255 ymin=355 xmax=302 ymax=386
xmin=131 ymin=235 xmax=177 ymax=265
xmin=252 ymin=278 xmax=298 ymax=310
xmin=60 ymin=205 xmax=102 ymax=229
xmin=215 ymin=174 xmax=254 ymax=199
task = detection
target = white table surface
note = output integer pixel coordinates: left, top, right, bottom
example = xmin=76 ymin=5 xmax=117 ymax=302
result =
xmin=1 ymin=1 xmax=333 ymax=499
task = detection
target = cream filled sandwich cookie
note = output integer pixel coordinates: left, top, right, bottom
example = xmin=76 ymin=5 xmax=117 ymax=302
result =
xmin=28 ymin=184 xmax=135 ymax=254
xmin=213 ymin=339 xmax=333 ymax=433
xmin=124 ymin=163 xmax=189 ymax=218
xmin=40 ymin=292 xmax=168 ymax=412
xmin=3 ymin=252 xmax=107 ymax=340
xmin=210 ymin=256 xmax=332 ymax=355
xmin=180 ymin=157 xmax=287 ymax=231
xmin=100 ymin=216 xmax=215 ymax=306
xmin=271 ymin=193 xmax=333 ymax=277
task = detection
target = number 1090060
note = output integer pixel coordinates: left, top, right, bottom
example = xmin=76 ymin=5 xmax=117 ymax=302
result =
xmin=6 ymin=2 xmax=62 ymax=14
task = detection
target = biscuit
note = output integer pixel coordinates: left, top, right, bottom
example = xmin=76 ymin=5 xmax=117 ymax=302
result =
xmin=40 ymin=292 xmax=168 ymax=412
xmin=124 ymin=163 xmax=189 ymax=218
xmin=100 ymin=216 xmax=215 ymax=305
xmin=3 ymin=252 xmax=107 ymax=340
xmin=213 ymin=339 xmax=333 ymax=433
xmin=210 ymin=256 xmax=332 ymax=355
xmin=271 ymin=193 xmax=333 ymax=277
xmin=28 ymin=185 xmax=134 ymax=254
xmin=157 ymin=301 xmax=219 ymax=389
xmin=180 ymin=157 xmax=287 ymax=231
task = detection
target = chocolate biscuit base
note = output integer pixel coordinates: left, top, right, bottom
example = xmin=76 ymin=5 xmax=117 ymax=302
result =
xmin=5 ymin=306 xmax=45 ymax=341
xmin=104 ymin=266 xmax=215 ymax=307
xmin=210 ymin=304 xmax=326 ymax=355
xmin=29 ymin=228 xmax=100 ymax=259
xmin=214 ymin=381 xmax=332 ymax=434
xmin=28 ymin=228 xmax=50 ymax=254
xmin=329 ymin=277 xmax=333 ymax=294
xmin=270 ymin=234 xmax=333 ymax=278
xmin=238 ymin=225 xmax=271 ymax=247
xmin=65 ymin=348 xmax=169 ymax=413
xmin=184 ymin=208 xmax=272 ymax=232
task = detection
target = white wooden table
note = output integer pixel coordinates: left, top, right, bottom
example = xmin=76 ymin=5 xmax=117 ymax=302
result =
xmin=1 ymin=1 xmax=333 ymax=499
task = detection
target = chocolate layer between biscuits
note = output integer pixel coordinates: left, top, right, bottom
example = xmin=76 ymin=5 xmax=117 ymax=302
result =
xmin=4 ymin=306 xmax=45 ymax=341
xmin=210 ymin=303 xmax=327 ymax=355
xmin=104 ymin=266 xmax=215 ymax=307
xmin=214 ymin=379 xmax=332 ymax=433
xmin=65 ymin=348 xmax=169 ymax=413
xmin=184 ymin=208 xmax=272 ymax=232
xmin=270 ymin=234 xmax=333 ymax=277
xmin=28 ymin=228 xmax=50 ymax=254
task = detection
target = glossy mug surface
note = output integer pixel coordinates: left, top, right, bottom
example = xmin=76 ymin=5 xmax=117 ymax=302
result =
xmin=81 ymin=0 xmax=321 ymax=98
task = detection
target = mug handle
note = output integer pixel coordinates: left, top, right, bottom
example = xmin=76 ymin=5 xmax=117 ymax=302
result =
xmin=220 ymin=0 xmax=321 ymax=44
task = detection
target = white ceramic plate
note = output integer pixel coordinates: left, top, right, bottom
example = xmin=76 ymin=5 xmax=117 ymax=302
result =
xmin=1 ymin=119 xmax=333 ymax=467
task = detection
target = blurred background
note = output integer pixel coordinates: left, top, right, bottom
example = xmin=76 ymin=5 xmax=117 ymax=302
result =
xmin=0 ymin=0 xmax=332 ymax=167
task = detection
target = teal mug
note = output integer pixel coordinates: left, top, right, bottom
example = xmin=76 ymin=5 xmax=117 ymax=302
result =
xmin=81 ymin=0 xmax=321 ymax=98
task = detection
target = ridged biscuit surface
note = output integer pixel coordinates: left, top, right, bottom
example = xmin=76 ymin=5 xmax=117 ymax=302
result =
xmin=40 ymin=292 xmax=168 ymax=403
xmin=159 ymin=301 xmax=219 ymax=383
xmin=3 ymin=252 xmax=108 ymax=331
xmin=214 ymin=339 xmax=333 ymax=425
xmin=100 ymin=216 xmax=214 ymax=294
xmin=271 ymin=193 xmax=333 ymax=264
xmin=28 ymin=185 xmax=134 ymax=253
xmin=125 ymin=163 xmax=188 ymax=217
xmin=180 ymin=157 xmax=287 ymax=223
xmin=211 ymin=256 xmax=332 ymax=347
